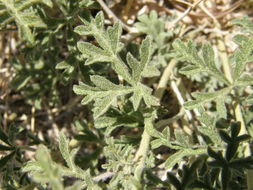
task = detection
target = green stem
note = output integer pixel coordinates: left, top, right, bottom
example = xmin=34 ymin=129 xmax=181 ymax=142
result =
xmin=218 ymin=36 xmax=253 ymax=190
xmin=134 ymin=59 xmax=178 ymax=182
xmin=134 ymin=130 xmax=151 ymax=181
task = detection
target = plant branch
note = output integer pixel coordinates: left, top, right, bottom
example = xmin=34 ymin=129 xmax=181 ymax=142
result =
xmin=217 ymin=29 xmax=253 ymax=190
xmin=134 ymin=59 xmax=178 ymax=182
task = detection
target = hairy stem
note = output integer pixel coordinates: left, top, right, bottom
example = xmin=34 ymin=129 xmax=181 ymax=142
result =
xmin=134 ymin=59 xmax=177 ymax=182
xmin=218 ymin=36 xmax=253 ymax=190
xmin=134 ymin=130 xmax=151 ymax=181
xmin=218 ymin=37 xmax=247 ymax=134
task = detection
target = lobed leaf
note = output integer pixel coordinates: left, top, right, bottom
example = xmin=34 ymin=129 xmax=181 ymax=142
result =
xmin=232 ymin=37 xmax=253 ymax=81
xmin=184 ymin=87 xmax=231 ymax=110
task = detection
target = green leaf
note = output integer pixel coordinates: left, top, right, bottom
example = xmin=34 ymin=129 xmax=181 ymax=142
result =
xmin=140 ymin=36 xmax=152 ymax=66
xmin=231 ymin=122 xmax=241 ymax=138
xmin=19 ymin=24 xmax=35 ymax=44
xmin=216 ymin=97 xmax=227 ymax=119
xmin=198 ymin=114 xmax=223 ymax=145
xmin=127 ymin=36 xmax=153 ymax=83
xmin=235 ymin=134 xmax=251 ymax=142
xmin=107 ymin=22 xmax=123 ymax=53
xmin=225 ymin=143 xmax=239 ymax=161
xmin=74 ymin=25 xmax=93 ymax=36
xmin=74 ymin=11 xmax=158 ymax=118
xmin=207 ymin=147 xmax=226 ymax=163
xmin=41 ymin=0 xmax=53 ymax=7
xmin=132 ymin=83 xmax=159 ymax=110
xmin=173 ymin=39 xmax=229 ymax=85
xmin=93 ymin=94 xmax=117 ymax=119
xmin=11 ymin=74 xmax=32 ymax=90
xmin=221 ymin=168 xmax=231 ymax=190
xmin=231 ymin=17 xmax=253 ymax=35
xmin=141 ymin=65 xmax=160 ymax=77
xmin=94 ymin=11 xmax=104 ymax=30
xmin=19 ymin=13 xmax=46 ymax=28
xmin=77 ymin=42 xmax=111 ymax=65
xmin=232 ymin=37 xmax=253 ymax=81
xmin=174 ymin=130 xmax=190 ymax=148
xmin=73 ymin=76 xmax=133 ymax=118
xmin=33 ymin=145 xmax=64 ymax=190
xmin=0 ymin=0 xmax=50 ymax=44
xmin=146 ymin=121 xmax=163 ymax=139
xmin=184 ymin=88 xmax=231 ymax=110
xmin=90 ymin=75 xmax=122 ymax=90
xmin=219 ymin=130 xmax=231 ymax=143
xmin=235 ymin=73 xmax=253 ymax=87
xmin=135 ymin=10 xmax=170 ymax=47
xmin=229 ymin=157 xmax=253 ymax=169
xmin=164 ymin=148 xmax=206 ymax=169
xmin=179 ymin=65 xmax=206 ymax=76
xmin=76 ymin=12 xmax=132 ymax=83
xmin=59 ymin=132 xmax=77 ymax=170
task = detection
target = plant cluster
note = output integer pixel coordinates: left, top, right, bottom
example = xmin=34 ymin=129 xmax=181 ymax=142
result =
xmin=1 ymin=0 xmax=253 ymax=189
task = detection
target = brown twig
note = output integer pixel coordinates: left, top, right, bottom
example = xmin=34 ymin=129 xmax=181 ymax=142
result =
xmin=167 ymin=0 xmax=205 ymax=30
xmin=96 ymin=0 xmax=138 ymax=33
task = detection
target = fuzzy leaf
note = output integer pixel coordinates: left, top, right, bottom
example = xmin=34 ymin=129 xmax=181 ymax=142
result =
xmin=74 ymin=25 xmax=93 ymax=36
xmin=184 ymin=88 xmax=231 ymax=110
xmin=59 ymin=132 xmax=77 ymax=170
xmin=232 ymin=17 xmax=253 ymax=35
xmin=74 ymin=12 xmax=158 ymax=118
xmin=135 ymin=10 xmax=170 ymax=46
xmin=75 ymin=12 xmax=132 ymax=83
xmin=164 ymin=148 xmax=206 ymax=169
xmin=131 ymin=83 xmax=159 ymax=110
xmin=141 ymin=65 xmax=160 ymax=77
xmin=140 ymin=36 xmax=152 ymax=66
xmin=235 ymin=73 xmax=253 ymax=86
xmin=216 ymin=97 xmax=227 ymax=119
xmin=93 ymin=94 xmax=117 ymax=119
xmin=127 ymin=36 xmax=153 ymax=83
xmin=77 ymin=42 xmax=111 ymax=65
xmin=23 ymin=145 xmax=64 ymax=190
xmin=0 ymin=0 xmax=50 ymax=44
xmin=73 ymin=76 xmax=133 ymax=118
xmin=173 ymin=39 xmax=229 ymax=85
xmin=107 ymin=22 xmax=123 ymax=53
xmin=232 ymin=36 xmax=253 ymax=81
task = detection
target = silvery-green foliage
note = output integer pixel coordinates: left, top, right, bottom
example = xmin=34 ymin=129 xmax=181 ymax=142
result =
xmin=73 ymin=11 xmax=159 ymax=119
xmin=10 ymin=0 xmax=97 ymax=108
xmin=173 ymin=40 xmax=229 ymax=85
xmin=22 ymin=145 xmax=64 ymax=190
xmin=172 ymin=32 xmax=253 ymax=118
xmin=231 ymin=35 xmax=253 ymax=81
xmin=231 ymin=16 xmax=253 ymax=35
xmin=197 ymin=113 xmax=223 ymax=145
xmin=102 ymin=138 xmax=141 ymax=190
xmin=4 ymin=5 xmax=253 ymax=189
xmin=94 ymin=107 xmax=143 ymax=136
xmin=135 ymin=10 xmax=176 ymax=67
xmin=22 ymin=133 xmax=99 ymax=189
xmin=0 ymin=0 xmax=53 ymax=44
xmin=146 ymin=122 xmax=206 ymax=169
xmin=135 ymin=10 xmax=171 ymax=47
